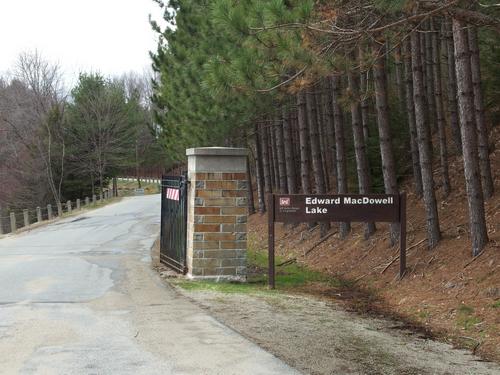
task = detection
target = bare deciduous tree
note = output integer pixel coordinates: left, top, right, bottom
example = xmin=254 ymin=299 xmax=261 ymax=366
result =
xmin=0 ymin=50 xmax=66 ymax=205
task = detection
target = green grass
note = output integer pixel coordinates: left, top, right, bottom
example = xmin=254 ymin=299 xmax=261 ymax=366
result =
xmin=171 ymin=248 xmax=344 ymax=294
xmin=418 ymin=310 xmax=430 ymax=320
xmin=457 ymin=304 xmax=474 ymax=315
xmin=491 ymin=300 xmax=500 ymax=309
xmin=456 ymin=304 xmax=482 ymax=331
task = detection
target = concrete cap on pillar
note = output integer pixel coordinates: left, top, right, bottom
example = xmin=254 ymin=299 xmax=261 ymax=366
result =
xmin=186 ymin=147 xmax=248 ymax=156
xmin=187 ymin=147 xmax=248 ymax=173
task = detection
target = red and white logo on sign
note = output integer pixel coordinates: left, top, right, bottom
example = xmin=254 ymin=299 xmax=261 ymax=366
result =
xmin=166 ymin=188 xmax=180 ymax=201
xmin=279 ymin=197 xmax=291 ymax=206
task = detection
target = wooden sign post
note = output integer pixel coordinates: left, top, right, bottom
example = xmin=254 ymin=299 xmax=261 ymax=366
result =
xmin=268 ymin=193 xmax=407 ymax=289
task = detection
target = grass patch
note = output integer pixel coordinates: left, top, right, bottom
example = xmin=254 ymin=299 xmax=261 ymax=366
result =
xmin=418 ymin=310 xmax=430 ymax=320
xmin=171 ymin=248 xmax=343 ymax=294
xmin=457 ymin=304 xmax=474 ymax=315
xmin=491 ymin=300 xmax=500 ymax=309
xmin=456 ymin=304 xmax=481 ymax=330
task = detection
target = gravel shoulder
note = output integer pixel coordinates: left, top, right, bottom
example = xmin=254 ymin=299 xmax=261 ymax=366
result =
xmin=160 ymin=271 xmax=500 ymax=375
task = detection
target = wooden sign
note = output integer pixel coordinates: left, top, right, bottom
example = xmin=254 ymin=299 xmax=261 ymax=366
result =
xmin=268 ymin=193 xmax=407 ymax=289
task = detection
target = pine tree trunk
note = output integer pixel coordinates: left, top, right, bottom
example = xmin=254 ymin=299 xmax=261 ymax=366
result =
xmin=246 ymin=156 xmax=256 ymax=215
xmin=259 ymin=122 xmax=272 ymax=195
xmin=445 ymin=19 xmax=463 ymax=155
xmin=360 ymin=69 xmax=371 ymax=145
xmin=419 ymin=31 xmax=434 ymax=155
xmin=322 ymin=81 xmax=338 ymax=190
xmin=316 ymin=90 xmax=330 ymax=191
xmin=411 ymin=30 xmax=441 ymax=249
xmin=468 ymin=26 xmax=494 ymax=199
xmin=348 ymin=64 xmax=376 ymax=238
xmin=282 ymin=107 xmax=297 ymax=194
xmin=306 ymin=90 xmax=330 ymax=236
xmin=431 ymin=19 xmax=451 ymax=197
xmin=297 ymin=92 xmax=312 ymax=195
xmin=420 ymin=32 xmax=428 ymax=102
xmin=275 ymin=114 xmax=288 ymax=194
xmin=453 ymin=19 xmax=489 ymax=256
xmin=394 ymin=45 xmax=406 ymax=114
xmin=403 ymin=38 xmax=424 ymax=199
xmin=254 ymin=124 xmax=266 ymax=213
xmin=359 ymin=45 xmax=371 ymax=144
xmin=269 ymin=123 xmax=279 ymax=191
xmin=330 ymin=76 xmax=350 ymax=238
xmin=291 ymin=112 xmax=301 ymax=192
xmin=372 ymin=41 xmax=399 ymax=243
xmin=425 ymin=19 xmax=438 ymax=134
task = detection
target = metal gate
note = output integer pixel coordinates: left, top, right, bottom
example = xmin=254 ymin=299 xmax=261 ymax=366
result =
xmin=160 ymin=174 xmax=188 ymax=273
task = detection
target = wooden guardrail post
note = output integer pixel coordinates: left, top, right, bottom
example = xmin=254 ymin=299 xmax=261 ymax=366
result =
xmin=23 ymin=209 xmax=29 ymax=228
xmin=47 ymin=204 xmax=53 ymax=220
xmin=37 ymin=207 xmax=42 ymax=223
xmin=0 ymin=205 xmax=4 ymax=235
xmin=10 ymin=212 xmax=16 ymax=233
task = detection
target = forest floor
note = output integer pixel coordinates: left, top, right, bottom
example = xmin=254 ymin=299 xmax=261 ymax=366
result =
xmin=246 ymin=124 xmax=500 ymax=363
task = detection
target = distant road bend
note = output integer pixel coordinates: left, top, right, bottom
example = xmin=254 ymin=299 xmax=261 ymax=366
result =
xmin=0 ymin=195 xmax=297 ymax=374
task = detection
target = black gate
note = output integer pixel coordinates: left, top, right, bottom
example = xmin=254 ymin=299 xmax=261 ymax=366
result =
xmin=160 ymin=174 xmax=188 ymax=273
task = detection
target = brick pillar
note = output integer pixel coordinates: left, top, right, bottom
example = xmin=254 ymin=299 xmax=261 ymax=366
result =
xmin=186 ymin=147 xmax=248 ymax=281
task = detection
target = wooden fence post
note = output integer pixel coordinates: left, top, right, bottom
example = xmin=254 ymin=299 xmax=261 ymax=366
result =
xmin=0 ymin=205 xmax=4 ymax=235
xmin=10 ymin=212 xmax=16 ymax=233
xmin=23 ymin=209 xmax=29 ymax=228
xmin=37 ymin=207 xmax=42 ymax=223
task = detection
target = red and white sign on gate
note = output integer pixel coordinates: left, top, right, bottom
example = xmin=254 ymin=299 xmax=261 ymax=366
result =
xmin=166 ymin=188 xmax=180 ymax=201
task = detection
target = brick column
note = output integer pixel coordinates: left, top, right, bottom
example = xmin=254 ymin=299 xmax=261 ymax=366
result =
xmin=186 ymin=147 xmax=248 ymax=281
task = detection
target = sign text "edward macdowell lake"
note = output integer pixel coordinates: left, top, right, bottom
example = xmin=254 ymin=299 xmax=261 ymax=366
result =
xmin=305 ymin=196 xmax=395 ymax=213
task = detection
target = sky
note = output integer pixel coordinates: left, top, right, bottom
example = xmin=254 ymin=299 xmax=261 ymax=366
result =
xmin=0 ymin=0 xmax=166 ymax=87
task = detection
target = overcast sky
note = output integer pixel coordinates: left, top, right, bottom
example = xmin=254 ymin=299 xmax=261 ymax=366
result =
xmin=0 ymin=0 xmax=166 ymax=87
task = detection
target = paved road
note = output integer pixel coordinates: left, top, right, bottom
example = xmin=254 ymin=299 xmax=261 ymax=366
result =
xmin=0 ymin=196 xmax=298 ymax=375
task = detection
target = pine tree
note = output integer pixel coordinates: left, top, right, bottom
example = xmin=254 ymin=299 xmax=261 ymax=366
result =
xmin=453 ymin=19 xmax=489 ymax=256
xmin=411 ymin=30 xmax=441 ymax=249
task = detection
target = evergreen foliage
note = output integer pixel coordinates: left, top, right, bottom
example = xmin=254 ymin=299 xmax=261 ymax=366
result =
xmin=151 ymin=0 xmax=499 ymax=255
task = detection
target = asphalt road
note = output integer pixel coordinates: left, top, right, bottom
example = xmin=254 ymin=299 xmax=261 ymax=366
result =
xmin=0 ymin=195 xmax=298 ymax=375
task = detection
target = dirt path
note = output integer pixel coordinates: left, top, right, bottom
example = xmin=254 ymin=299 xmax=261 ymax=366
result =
xmin=166 ymin=281 xmax=500 ymax=375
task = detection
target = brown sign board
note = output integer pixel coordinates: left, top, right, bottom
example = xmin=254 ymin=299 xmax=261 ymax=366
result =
xmin=274 ymin=194 xmax=400 ymax=223
xmin=268 ymin=193 xmax=407 ymax=289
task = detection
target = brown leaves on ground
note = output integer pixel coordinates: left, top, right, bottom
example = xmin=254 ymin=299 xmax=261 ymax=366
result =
xmin=248 ymin=125 xmax=500 ymax=362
